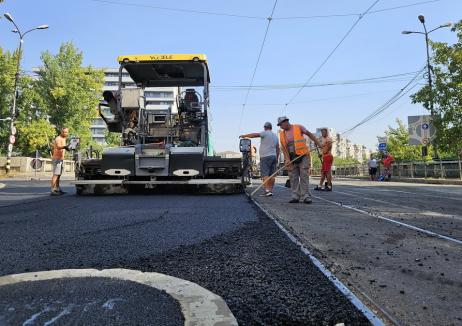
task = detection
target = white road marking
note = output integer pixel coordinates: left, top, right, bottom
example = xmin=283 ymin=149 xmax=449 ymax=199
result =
xmin=102 ymin=298 xmax=125 ymax=310
xmin=22 ymin=307 xmax=50 ymax=326
xmin=312 ymin=195 xmax=462 ymax=246
xmin=43 ymin=305 xmax=73 ymax=326
xmin=345 ymin=187 xmax=462 ymax=201
xmin=334 ymin=190 xmax=462 ymax=221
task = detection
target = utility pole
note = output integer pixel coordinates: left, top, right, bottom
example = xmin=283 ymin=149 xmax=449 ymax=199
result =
xmin=402 ymin=16 xmax=452 ymax=160
xmin=3 ymin=13 xmax=48 ymax=174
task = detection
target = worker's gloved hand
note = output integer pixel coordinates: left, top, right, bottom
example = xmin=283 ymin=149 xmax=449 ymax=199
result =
xmin=64 ymin=145 xmax=70 ymax=151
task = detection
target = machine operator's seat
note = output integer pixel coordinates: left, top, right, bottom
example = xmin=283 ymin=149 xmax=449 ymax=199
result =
xmin=181 ymin=89 xmax=201 ymax=112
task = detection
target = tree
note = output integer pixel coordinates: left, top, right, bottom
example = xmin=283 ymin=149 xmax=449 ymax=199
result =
xmin=412 ymin=21 xmax=462 ymax=156
xmin=382 ymin=118 xmax=432 ymax=161
xmin=0 ymin=47 xmax=18 ymax=154
xmin=33 ymin=42 xmax=104 ymax=150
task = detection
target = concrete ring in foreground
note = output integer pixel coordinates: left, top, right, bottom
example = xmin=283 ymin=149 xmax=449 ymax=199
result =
xmin=0 ymin=268 xmax=238 ymax=326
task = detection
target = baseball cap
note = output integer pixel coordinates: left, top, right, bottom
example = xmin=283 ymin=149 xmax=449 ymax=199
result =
xmin=277 ymin=116 xmax=289 ymax=126
xmin=264 ymin=122 xmax=272 ymax=129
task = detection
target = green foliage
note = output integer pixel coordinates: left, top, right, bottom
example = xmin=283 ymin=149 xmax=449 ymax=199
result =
xmin=33 ymin=42 xmax=104 ymax=150
xmin=412 ymin=20 xmax=462 ymax=156
xmin=15 ymin=118 xmax=55 ymax=156
xmin=383 ymin=118 xmax=433 ymax=161
xmin=105 ymin=130 xmax=121 ymax=147
xmin=0 ymin=42 xmax=105 ymax=156
xmin=0 ymin=47 xmax=18 ymax=154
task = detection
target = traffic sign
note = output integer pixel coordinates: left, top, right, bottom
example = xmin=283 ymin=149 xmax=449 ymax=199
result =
xmin=31 ymin=159 xmax=43 ymax=170
xmin=7 ymin=144 xmax=13 ymax=152
xmin=9 ymin=135 xmax=15 ymax=144
xmin=422 ymin=123 xmax=429 ymax=130
xmin=11 ymin=126 xmax=16 ymax=135
xmin=378 ymin=143 xmax=387 ymax=151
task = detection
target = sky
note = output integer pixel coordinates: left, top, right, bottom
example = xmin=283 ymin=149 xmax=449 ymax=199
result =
xmin=1 ymin=0 xmax=460 ymax=152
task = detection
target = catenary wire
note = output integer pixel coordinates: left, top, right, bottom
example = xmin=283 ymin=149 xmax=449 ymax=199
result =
xmin=283 ymin=0 xmax=381 ymax=113
xmin=340 ymin=66 xmax=426 ymax=135
xmin=237 ymin=0 xmax=278 ymax=135
xmin=88 ymin=0 xmax=267 ymax=20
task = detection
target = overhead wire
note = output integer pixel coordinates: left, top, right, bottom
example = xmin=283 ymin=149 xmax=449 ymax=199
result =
xmin=88 ymin=0 xmax=267 ymax=20
xmin=212 ymin=71 xmax=419 ymax=91
xmin=282 ymin=0 xmax=381 ymax=114
xmin=236 ymin=0 xmax=278 ymax=135
xmin=340 ymin=66 xmax=426 ymax=135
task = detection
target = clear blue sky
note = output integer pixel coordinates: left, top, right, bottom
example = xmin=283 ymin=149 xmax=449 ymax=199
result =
xmin=1 ymin=0 xmax=460 ymax=152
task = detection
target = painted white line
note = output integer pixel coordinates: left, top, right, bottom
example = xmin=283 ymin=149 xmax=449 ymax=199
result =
xmin=312 ymin=195 xmax=462 ymax=246
xmin=248 ymin=193 xmax=386 ymax=326
xmin=0 ymin=183 xmax=6 ymax=190
xmin=0 ymin=269 xmax=238 ymax=326
xmin=347 ymin=187 xmax=462 ymax=202
xmin=335 ymin=190 xmax=462 ymax=221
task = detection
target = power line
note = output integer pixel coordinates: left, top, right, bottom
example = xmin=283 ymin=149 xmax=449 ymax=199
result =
xmin=283 ymin=0 xmax=381 ymax=113
xmin=273 ymin=0 xmax=441 ymax=20
xmin=340 ymin=66 xmax=426 ymax=135
xmin=219 ymin=89 xmax=397 ymax=107
xmin=88 ymin=0 xmax=267 ymax=20
xmin=212 ymin=71 xmax=419 ymax=91
xmin=368 ymin=0 xmax=441 ymax=15
xmin=87 ymin=0 xmax=441 ymax=21
xmin=237 ymin=0 xmax=278 ymax=135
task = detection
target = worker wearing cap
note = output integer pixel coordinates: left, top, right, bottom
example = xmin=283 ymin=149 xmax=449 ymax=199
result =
xmin=240 ymin=122 xmax=280 ymax=196
xmin=315 ymin=127 xmax=334 ymax=191
xmin=277 ymin=116 xmax=321 ymax=204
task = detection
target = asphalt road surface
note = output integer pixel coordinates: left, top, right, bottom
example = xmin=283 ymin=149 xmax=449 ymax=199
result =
xmin=0 ymin=180 xmax=369 ymax=325
xmin=252 ymin=177 xmax=462 ymax=326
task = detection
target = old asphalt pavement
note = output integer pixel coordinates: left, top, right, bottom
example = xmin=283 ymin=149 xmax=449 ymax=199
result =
xmin=251 ymin=177 xmax=462 ymax=326
xmin=0 ymin=179 xmax=371 ymax=325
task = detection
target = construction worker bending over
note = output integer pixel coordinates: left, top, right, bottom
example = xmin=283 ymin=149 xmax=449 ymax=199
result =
xmin=278 ymin=116 xmax=321 ymax=204
xmin=240 ymin=122 xmax=280 ymax=196
xmin=315 ymin=127 xmax=334 ymax=191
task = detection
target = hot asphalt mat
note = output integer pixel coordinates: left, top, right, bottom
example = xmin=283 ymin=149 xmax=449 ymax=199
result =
xmin=124 ymin=215 xmax=371 ymax=325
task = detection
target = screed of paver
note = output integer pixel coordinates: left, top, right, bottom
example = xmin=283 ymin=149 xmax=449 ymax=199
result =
xmin=0 ymin=269 xmax=238 ymax=326
xmin=252 ymin=182 xmax=462 ymax=326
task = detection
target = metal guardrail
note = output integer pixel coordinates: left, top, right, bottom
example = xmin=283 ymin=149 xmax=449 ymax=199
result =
xmin=313 ymin=160 xmax=462 ymax=180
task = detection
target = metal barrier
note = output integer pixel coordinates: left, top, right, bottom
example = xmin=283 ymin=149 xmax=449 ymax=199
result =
xmin=0 ymin=157 xmax=75 ymax=176
xmin=313 ymin=160 xmax=462 ymax=180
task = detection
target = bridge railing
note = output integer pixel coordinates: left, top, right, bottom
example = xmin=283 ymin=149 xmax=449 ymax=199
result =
xmin=312 ymin=159 xmax=462 ymax=180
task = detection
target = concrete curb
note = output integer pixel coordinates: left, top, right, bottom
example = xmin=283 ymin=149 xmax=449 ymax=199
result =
xmin=0 ymin=269 xmax=238 ymax=326
xmin=247 ymin=192 xmax=386 ymax=326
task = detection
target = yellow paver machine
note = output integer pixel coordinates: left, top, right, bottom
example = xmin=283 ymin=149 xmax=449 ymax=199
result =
xmin=73 ymin=54 xmax=252 ymax=194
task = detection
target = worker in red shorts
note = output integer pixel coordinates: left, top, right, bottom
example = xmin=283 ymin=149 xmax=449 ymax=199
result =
xmin=315 ymin=128 xmax=334 ymax=191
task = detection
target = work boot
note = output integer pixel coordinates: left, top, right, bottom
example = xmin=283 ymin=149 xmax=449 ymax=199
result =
xmin=58 ymin=188 xmax=67 ymax=194
xmin=289 ymin=199 xmax=299 ymax=203
xmin=50 ymin=190 xmax=61 ymax=196
xmin=303 ymin=198 xmax=313 ymax=204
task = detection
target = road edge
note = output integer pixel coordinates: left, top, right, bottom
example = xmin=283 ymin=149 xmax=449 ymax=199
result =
xmin=247 ymin=193 xmax=386 ymax=326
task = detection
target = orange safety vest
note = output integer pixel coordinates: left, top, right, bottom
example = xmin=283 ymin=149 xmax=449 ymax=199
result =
xmin=279 ymin=124 xmax=310 ymax=156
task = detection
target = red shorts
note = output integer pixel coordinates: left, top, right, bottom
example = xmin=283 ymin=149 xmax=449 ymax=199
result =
xmin=322 ymin=154 xmax=333 ymax=173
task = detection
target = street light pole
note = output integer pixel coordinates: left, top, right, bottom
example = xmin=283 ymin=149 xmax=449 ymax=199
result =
xmin=3 ymin=13 xmax=48 ymax=174
xmin=402 ymin=15 xmax=452 ymax=159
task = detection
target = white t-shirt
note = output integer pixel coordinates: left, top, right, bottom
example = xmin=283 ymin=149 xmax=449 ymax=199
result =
xmin=368 ymin=159 xmax=377 ymax=168
xmin=259 ymin=130 xmax=279 ymax=158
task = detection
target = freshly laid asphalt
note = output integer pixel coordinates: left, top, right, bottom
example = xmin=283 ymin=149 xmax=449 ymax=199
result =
xmin=0 ymin=277 xmax=183 ymax=326
xmin=0 ymin=180 xmax=370 ymax=325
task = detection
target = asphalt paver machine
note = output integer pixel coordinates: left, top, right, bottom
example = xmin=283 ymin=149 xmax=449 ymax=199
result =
xmin=74 ymin=54 xmax=251 ymax=194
